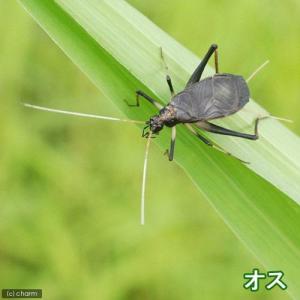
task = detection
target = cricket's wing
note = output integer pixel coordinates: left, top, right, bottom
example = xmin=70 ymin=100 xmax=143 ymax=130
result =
xmin=171 ymin=74 xmax=249 ymax=122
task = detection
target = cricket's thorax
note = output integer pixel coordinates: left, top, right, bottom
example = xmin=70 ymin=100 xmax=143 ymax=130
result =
xmin=158 ymin=105 xmax=178 ymax=127
xmin=148 ymin=104 xmax=177 ymax=133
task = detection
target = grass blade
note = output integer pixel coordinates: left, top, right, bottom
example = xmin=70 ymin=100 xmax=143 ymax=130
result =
xmin=19 ymin=0 xmax=300 ymax=297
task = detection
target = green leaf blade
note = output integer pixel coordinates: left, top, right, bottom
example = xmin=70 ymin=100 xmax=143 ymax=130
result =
xmin=19 ymin=0 xmax=300 ymax=298
xmin=53 ymin=0 xmax=300 ymax=206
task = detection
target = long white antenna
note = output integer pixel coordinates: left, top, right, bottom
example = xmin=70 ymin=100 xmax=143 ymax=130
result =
xmin=141 ymin=131 xmax=152 ymax=225
xmin=241 ymin=108 xmax=293 ymax=123
xmin=246 ymin=60 xmax=270 ymax=83
xmin=23 ymin=103 xmax=145 ymax=124
xmin=269 ymin=116 xmax=293 ymax=123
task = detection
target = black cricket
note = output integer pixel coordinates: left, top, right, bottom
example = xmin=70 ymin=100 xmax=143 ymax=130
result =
xmin=135 ymin=44 xmax=261 ymax=161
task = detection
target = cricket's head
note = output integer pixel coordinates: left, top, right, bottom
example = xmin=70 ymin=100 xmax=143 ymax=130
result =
xmin=142 ymin=116 xmax=164 ymax=137
xmin=148 ymin=115 xmax=164 ymax=134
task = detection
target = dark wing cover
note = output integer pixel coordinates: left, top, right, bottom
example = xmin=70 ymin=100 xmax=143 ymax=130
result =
xmin=208 ymin=74 xmax=249 ymax=119
xmin=171 ymin=74 xmax=249 ymax=122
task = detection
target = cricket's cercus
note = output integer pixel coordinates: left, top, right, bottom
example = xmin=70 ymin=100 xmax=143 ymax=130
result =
xmin=136 ymin=44 xmax=264 ymax=163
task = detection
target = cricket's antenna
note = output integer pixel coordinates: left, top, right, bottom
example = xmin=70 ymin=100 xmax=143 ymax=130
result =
xmin=242 ymin=108 xmax=293 ymax=124
xmin=257 ymin=115 xmax=293 ymax=123
xmin=246 ymin=60 xmax=270 ymax=83
xmin=23 ymin=103 xmax=145 ymax=124
xmin=269 ymin=115 xmax=293 ymax=123
xmin=141 ymin=130 xmax=152 ymax=225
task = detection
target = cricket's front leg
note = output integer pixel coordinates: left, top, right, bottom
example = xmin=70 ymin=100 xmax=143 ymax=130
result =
xmin=134 ymin=90 xmax=163 ymax=110
xmin=164 ymin=126 xmax=176 ymax=161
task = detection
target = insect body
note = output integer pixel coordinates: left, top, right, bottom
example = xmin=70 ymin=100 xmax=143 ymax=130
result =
xmin=150 ymin=73 xmax=249 ymax=129
xmin=137 ymin=44 xmax=261 ymax=161
xmin=172 ymin=73 xmax=249 ymax=122
xmin=24 ymin=43 xmax=268 ymax=225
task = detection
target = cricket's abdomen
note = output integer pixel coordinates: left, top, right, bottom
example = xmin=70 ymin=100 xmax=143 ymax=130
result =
xmin=170 ymin=73 xmax=249 ymax=123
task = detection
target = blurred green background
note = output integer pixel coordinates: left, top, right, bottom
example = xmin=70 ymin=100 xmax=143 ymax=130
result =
xmin=1 ymin=0 xmax=299 ymax=299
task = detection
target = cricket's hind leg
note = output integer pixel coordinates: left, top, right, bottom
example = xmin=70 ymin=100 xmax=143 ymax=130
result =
xmin=186 ymin=44 xmax=219 ymax=88
xmin=185 ymin=124 xmax=249 ymax=164
xmin=195 ymin=118 xmax=263 ymax=140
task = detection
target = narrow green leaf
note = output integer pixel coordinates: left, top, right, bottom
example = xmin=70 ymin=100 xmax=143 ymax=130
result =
xmin=19 ymin=0 xmax=300 ymax=298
